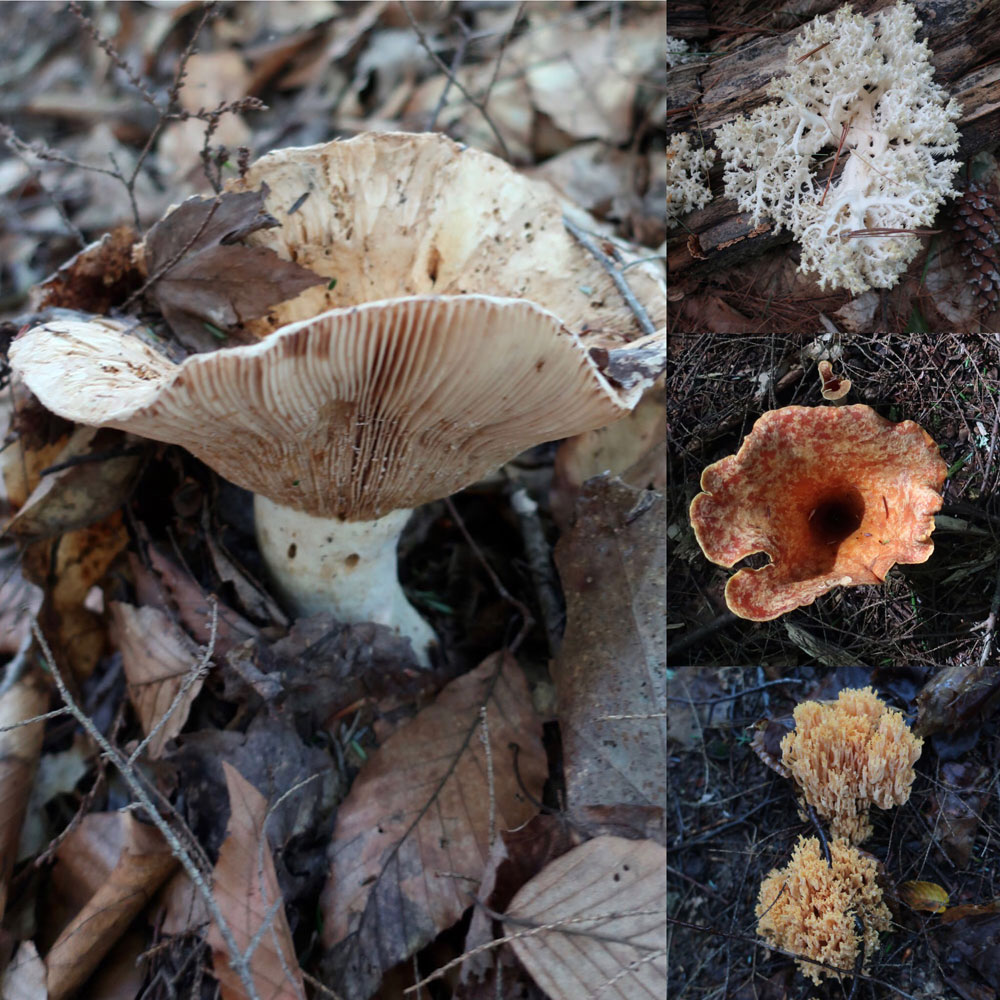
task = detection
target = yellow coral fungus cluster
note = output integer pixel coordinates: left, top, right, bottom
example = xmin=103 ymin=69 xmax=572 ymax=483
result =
xmin=756 ymin=836 xmax=890 ymax=985
xmin=781 ymin=686 xmax=922 ymax=843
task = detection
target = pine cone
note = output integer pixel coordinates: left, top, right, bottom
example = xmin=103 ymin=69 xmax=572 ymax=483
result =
xmin=953 ymin=180 xmax=1000 ymax=314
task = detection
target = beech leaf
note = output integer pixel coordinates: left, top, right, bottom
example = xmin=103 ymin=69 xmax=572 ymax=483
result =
xmin=110 ymin=601 xmax=207 ymax=759
xmin=504 ymin=835 xmax=667 ymax=1000
xmin=142 ymin=187 xmax=325 ymax=351
xmin=208 ymin=762 xmax=306 ymax=1000
xmin=320 ymin=652 xmax=547 ymax=1000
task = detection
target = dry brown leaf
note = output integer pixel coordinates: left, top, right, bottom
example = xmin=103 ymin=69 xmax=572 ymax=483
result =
xmin=1 ymin=941 xmax=47 ymax=1000
xmin=208 ymin=762 xmax=306 ymax=1000
xmin=0 ymin=670 xmax=48 ymax=920
xmin=140 ymin=187 xmax=325 ymax=352
xmin=914 ymin=663 xmax=1000 ymax=737
xmin=320 ymin=652 xmax=547 ymax=1000
xmin=45 ymin=814 xmax=177 ymax=1000
xmin=504 ymin=836 xmax=667 ymax=1000
xmin=899 ymin=880 xmax=949 ymax=914
xmin=6 ymin=426 xmax=144 ymax=542
xmin=524 ymin=21 xmax=664 ymax=145
xmin=130 ymin=544 xmax=258 ymax=658
xmin=49 ymin=813 xmax=127 ymax=930
xmin=22 ymin=513 xmax=129 ymax=679
xmin=110 ymin=601 xmax=207 ymax=759
xmin=552 ymin=477 xmax=666 ymax=840
xmin=0 ymin=547 xmax=42 ymax=658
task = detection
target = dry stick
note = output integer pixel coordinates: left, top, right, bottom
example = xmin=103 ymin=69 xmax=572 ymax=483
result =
xmin=805 ymin=800 xmax=833 ymax=866
xmin=30 ymin=619 xmax=264 ymax=1000
xmin=0 ymin=705 xmax=71 ymax=734
xmin=259 ymin=774 xmax=323 ymax=1000
xmin=122 ymin=1 xmax=220 ymax=228
xmin=69 ymin=0 xmax=161 ymax=109
xmin=479 ymin=705 xmax=497 ymax=850
xmin=561 ymin=215 xmax=657 ymax=336
xmin=0 ymin=131 xmax=87 ymax=249
xmin=400 ymin=1 xmax=512 ymax=161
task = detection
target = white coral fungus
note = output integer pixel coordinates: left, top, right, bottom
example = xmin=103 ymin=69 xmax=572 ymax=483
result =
xmin=667 ymin=132 xmax=715 ymax=226
xmin=716 ymin=2 xmax=961 ymax=293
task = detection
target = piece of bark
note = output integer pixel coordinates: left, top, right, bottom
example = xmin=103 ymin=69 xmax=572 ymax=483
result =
xmin=668 ymin=0 xmax=1000 ymax=279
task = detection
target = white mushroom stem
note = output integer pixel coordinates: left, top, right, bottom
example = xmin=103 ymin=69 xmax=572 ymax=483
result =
xmin=253 ymin=496 xmax=437 ymax=666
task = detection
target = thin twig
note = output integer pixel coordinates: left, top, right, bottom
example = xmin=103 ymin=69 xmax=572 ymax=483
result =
xmin=561 ymin=215 xmax=656 ymax=335
xmin=400 ymin=1 xmax=512 ymax=160
xmin=819 ymin=122 xmax=851 ymax=208
xmin=479 ymin=706 xmax=496 ymax=850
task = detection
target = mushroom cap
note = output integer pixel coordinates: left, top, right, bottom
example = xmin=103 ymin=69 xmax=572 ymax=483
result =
xmin=756 ymin=836 xmax=890 ymax=985
xmin=780 ymin=686 xmax=923 ymax=843
xmin=9 ymin=296 xmax=639 ymax=521
xmin=212 ymin=131 xmax=665 ymax=343
xmin=817 ymin=359 xmax=851 ymax=400
xmin=689 ymin=405 xmax=946 ymax=621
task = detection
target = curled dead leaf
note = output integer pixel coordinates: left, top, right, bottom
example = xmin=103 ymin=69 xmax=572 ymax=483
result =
xmin=899 ymin=880 xmax=949 ymax=914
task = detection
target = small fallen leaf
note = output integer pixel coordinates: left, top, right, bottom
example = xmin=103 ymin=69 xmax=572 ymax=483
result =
xmin=208 ymin=762 xmax=306 ymax=1000
xmin=899 ymin=880 xmax=949 ymax=914
xmin=140 ymin=187 xmax=325 ymax=352
xmin=941 ymin=900 xmax=1000 ymax=924
xmin=22 ymin=513 xmax=129 ymax=679
xmin=504 ymin=835 xmax=666 ymax=1000
xmin=0 ymin=670 xmax=48 ymax=920
xmin=6 ymin=426 xmax=144 ymax=541
xmin=45 ymin=815 xmax=177 ymax=1000
xmin=110 ymin=602 xmax=208 ymax=759
xmin=320 ymin=652 xmax=547 ymax=1000
xmin=914 ymin=663 xmax=1000 ymax=737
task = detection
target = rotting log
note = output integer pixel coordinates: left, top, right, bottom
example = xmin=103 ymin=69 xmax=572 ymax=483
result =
xmin=668 ymin=0 xmax=1000 ymax=280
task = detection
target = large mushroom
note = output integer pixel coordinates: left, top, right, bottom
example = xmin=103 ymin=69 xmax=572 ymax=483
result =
xmin=10 ymin=134 xmax=665 ymax=666
xmin=689 ymin=405 xmax=947 ymax=621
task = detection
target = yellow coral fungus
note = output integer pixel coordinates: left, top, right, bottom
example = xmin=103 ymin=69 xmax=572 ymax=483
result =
xmin=756 ymin=836 xmax=890 ymax=984
xmin=781 ymin=686 xmax=922 ymax=843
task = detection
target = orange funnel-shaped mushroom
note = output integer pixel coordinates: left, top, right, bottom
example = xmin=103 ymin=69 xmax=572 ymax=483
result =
xmin=689 ymin=405 xmax=947 ymax=620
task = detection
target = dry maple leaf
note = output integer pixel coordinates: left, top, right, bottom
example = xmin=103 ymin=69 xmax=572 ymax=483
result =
xmin=140 ymin=186 xmax=325 ymax=352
